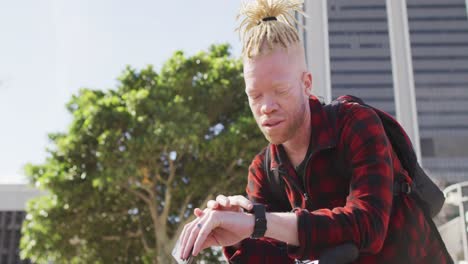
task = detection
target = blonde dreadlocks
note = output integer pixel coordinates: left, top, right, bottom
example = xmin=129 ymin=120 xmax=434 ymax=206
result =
xmin=236 ymin=0 xmax=306 ymax=58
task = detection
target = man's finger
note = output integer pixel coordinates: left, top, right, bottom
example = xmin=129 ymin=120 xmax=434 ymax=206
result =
xmin=179 ymin=223 xmax=189 ymax=259
xmin=207 ymin=200 xmax=219 ymax=209
xmin=193 ymin=215 xmax=216 ymax=256
xmin=180 ymin=220 xmax=198 ymax=260
xmin=216 ymin=194 xmax=230 ymax=207
xmin=194 ymin=208 xmax=204 ymax=217
xmin=230 ymin=195 xmax=253 ymax=211
xmin=179 ymin=222 xmax=193 ymax=259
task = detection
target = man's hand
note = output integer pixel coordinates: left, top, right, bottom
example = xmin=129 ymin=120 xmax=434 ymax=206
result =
xmin=186 ymin=194 xmax=253 ymax=253
xmin=178 ymin=209 xmax=254 ymax=260
xmin=206 ymin=194 xmax=253 ymax=212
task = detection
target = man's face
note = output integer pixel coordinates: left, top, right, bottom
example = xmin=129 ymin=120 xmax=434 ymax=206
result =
xmin=243 ymin=47 xmax=310 ymax=145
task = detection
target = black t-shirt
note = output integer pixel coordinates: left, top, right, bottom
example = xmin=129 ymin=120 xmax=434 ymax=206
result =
xmin=294 ymin=144 xmax=313 ymax=181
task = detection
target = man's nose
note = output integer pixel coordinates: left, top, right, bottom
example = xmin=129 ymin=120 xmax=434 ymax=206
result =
xmin=260 ymin=96 xmax=278 ymax=114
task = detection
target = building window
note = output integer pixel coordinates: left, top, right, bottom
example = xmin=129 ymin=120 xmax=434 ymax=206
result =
xmin=15 ymin=212 xmax=24 ymax=225
xmin=5 ymin=212 xmax=12 ymax=227
xmin=4 ymin=230 xmax=11 ymax=249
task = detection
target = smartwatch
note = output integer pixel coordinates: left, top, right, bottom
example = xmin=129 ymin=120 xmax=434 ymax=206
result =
xmin=250 ymin=204 xmax=267 ymax=239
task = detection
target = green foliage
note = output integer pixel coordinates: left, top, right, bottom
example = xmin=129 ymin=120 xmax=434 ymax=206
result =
xmin=20 ymin=44 xmax=266 ymax=263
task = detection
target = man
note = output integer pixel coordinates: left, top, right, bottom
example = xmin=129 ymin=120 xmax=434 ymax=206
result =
xmin=178 ymin=0 xmax=451 ymax=263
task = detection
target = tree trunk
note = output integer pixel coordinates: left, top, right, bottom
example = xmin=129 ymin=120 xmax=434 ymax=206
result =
xmin=155 ymin=234 xmax=175 ymax=264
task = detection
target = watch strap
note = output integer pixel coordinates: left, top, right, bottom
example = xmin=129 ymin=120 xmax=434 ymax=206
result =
xmin=250 ymin=204 xmax=267 ymax=239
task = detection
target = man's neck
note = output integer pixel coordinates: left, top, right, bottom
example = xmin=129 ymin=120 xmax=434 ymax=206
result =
xmin=282 ymin=107 xmax=312 ymax=167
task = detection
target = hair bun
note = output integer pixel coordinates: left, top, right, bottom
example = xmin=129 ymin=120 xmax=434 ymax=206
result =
xmin=236 ymin=0 xmax=306 ymax=57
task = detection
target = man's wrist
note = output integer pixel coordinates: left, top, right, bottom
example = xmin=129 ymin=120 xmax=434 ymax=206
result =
xmin=264 ymin=212 xmax=299 ymax=246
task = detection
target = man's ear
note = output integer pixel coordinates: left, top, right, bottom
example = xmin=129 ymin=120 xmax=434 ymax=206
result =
xmin=302 ymin=72 xmax=313 ymax=95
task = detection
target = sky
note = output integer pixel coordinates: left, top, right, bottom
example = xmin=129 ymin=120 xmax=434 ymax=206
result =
xmin=0 ymin=0 xmax=242 ymax=183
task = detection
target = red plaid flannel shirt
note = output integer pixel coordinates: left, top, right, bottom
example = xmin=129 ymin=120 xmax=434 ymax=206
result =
xmin=223 ymin=96 xmax=451 ymax=264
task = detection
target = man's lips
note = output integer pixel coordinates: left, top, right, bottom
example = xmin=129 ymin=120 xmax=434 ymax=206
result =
xmin=262 ymin=120 xmax=284 ymax=127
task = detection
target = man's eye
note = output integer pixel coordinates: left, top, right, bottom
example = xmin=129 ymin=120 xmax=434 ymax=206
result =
xmin=277 ymin=89 xmax=288 ymax=95
xmin=250 ymin=94 xmax=261 ymax=100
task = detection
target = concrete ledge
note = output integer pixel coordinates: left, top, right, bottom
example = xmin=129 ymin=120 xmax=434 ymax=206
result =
xmin=0 ymin=184 xmax=43 ymax=211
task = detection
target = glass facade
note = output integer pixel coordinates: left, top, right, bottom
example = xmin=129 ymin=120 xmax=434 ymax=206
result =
xmin=407 ymin=0 xmax=468 ymax=183
xmin=327 ymin=0 xmax=396 ymax=115
xmin=0 ymin=211 xmax=30 ymax=264
xmin=302 ymin=0 xmax=468 ymax=184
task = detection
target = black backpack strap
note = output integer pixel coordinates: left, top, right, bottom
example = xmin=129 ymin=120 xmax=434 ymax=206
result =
xmin=322 ymin=100 xmax=354 ymax=191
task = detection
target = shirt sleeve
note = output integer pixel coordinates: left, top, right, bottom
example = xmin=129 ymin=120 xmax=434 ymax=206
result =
xmin=223 ymin=154 xmax=295 ymax=264
xmin=288 ymin=105 xmax=394 ymax=260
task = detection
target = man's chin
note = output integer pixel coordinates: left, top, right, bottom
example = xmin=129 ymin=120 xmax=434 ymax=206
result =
xmin=264 ymin=134 xmax=286 ymax=145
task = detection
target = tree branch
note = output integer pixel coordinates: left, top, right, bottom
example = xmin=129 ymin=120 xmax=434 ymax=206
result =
xmin=102 ymin=230 xmax=142 ymax=241
xmin=177 ymin=193 xmax=193 ymax=223
xmin=121 ymin=183 xmax=152 ymax=205
xmin=102 ymin=235 xmax=120 ymax=241
xmin=159 ymin=154 xmax=177 ymax=230
xmin=138 ymin=219 xmax=151 ymax=253
xmin=127 ymin=176 xmax=154 ymax=198
xmin=224 ymin=158 xmax=240 ymax=178
xmin=155 ymin=173 xmax=167 ymax=185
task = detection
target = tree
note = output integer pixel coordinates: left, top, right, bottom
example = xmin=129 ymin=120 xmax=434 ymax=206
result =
xmin=20 ymin=44 xmax=266 ymax=263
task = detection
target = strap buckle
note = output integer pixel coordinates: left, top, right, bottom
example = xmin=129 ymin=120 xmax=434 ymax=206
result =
xmin=401 ymin=182 xmax=412 ymax=194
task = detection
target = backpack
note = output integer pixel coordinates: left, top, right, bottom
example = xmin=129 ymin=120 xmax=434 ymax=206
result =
xmin=264 ymin=95 xmax=450 ymax=263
